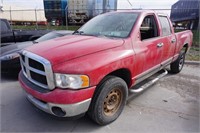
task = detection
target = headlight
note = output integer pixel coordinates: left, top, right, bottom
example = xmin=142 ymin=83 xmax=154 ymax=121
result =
xmin=0 ymin=53 xmax=19 ymax=60
xmin=55 ymin=73 xmax=89 ymax=89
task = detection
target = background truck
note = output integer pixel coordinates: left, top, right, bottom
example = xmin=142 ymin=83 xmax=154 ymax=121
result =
xmin=18 ymin=10 xmax=193 ymax=125
xmin=0 ymin=30 xmax=73 ymax=74
xmin=67 ymin=0 xmax=93 ymax=24
xmin=43 ymin=0 xmax=67 ymax=25
xmin=0 ymin=19 xmax=51 ymax=45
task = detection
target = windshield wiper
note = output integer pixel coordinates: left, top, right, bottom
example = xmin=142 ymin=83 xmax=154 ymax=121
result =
xmin=73 ymin=30 xmax=84 ymax=35
xmin=33 ymin=40 xmax=38 ymax=44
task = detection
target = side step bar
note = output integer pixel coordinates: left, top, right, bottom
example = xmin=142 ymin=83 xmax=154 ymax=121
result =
xmin=129 ymin=69 xmax=168 ymax=93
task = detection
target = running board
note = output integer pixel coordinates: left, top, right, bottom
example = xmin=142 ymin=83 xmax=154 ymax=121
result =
xmin=129 ymin=69 xmax=168 ymax=93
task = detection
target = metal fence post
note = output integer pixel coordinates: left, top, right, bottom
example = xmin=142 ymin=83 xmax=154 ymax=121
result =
xmin=65 ymin=5 xmax=68 ymax=30
xmin=35 ymin=8 xmax=38 ymax=29
xmin=9 ymin=6 xmax=12 ymax=28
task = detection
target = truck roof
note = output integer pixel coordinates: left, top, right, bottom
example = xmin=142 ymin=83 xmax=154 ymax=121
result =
xmin=108 ymin=10 xmax=168 ymax=16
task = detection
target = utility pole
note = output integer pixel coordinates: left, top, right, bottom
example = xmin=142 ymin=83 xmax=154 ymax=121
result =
xmin=35 ymin=8 xmax=38 ymax=29
xmin=10 ymin=6 xmax=12 ymax=29
xmin=65 ymin=4 xmax=68 ymax=30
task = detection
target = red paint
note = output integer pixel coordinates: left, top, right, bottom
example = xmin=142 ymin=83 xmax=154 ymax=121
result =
xmin=19 ymin=77 xmax=96 ymax=104
xmin=19 ymin=10 xmax=193 ymax=106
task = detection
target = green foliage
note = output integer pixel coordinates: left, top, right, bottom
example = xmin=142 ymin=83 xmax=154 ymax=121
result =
xmin=192 ymin=30 xmax=199 ymax=47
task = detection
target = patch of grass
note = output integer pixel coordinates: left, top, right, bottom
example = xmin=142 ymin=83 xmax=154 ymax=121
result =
xmin=186 ymin=47 xmax=200 ymax=61
xmin=192 ymin=30 xmax=199 ymax=47
xmin=12 ymin=25 xmax=80 ymax=31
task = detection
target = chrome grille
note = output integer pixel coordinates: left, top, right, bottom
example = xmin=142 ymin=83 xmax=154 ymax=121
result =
xmin=20 ymin=50 xmax=55 ymax=90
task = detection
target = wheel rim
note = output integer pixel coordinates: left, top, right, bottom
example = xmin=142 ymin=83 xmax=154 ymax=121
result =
xmin=103 ymin=88 xmax=122 ymax=116
xmin=179 ymin=55 xmax=184 ymax=70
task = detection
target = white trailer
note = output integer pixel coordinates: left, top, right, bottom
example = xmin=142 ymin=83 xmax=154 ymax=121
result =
xmin=67 ymin=0 xmax=93 ymax=24
xmin=0 ymin=4 xmax=46 ymax=22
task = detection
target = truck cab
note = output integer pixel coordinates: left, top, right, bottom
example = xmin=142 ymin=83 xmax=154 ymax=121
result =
xmin=0 ymin=19 xmax=16 ymax=43
xmin=0 ymin=19 xmax=51 ymax=45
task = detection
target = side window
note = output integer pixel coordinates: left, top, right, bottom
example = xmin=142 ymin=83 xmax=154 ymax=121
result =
xmin=140 ymin=15 xmax=159 ymax=40
xmin=1 ymin=20 xmax=9 ymax=32
xmin=158 ymin=16 xmax=172 ymax=36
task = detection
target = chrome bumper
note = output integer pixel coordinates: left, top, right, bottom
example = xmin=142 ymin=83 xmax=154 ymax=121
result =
xmin=25 ymin=92 xmax=91 ymax=117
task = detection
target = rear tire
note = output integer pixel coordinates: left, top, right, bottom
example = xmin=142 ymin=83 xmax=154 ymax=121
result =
xmin=170 ymin=51 xmax=185 ymax=73
xmin=88 ymin=76 xmax=128 ymax=125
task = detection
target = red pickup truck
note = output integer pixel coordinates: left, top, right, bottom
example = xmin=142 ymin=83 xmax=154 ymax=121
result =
xmin=19 ymin=10 xmax=193 ymax=125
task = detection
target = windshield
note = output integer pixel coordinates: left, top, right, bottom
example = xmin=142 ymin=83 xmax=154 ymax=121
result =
xmin=35 ymin=32 xmax=63 ymax=43
xmin=76 ymin=12 xmax=139 ymax=38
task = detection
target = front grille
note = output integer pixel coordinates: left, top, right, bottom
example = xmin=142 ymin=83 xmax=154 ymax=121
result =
xmin=30 ymin=71 xmax=47 ymax=85
xmin=20 ymin=50 xmax=55 ymax=90
xmin=29 ymin=58 xmax=45 ymax=71
xmin=21 ymin=54 xmax=25 ymax=62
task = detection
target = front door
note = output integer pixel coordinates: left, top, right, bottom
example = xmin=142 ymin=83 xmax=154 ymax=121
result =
xmin=132 ymin=14 xmax=163 ymax=83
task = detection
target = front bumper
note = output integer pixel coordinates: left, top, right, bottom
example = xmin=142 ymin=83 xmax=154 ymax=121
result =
xmin=25 ymin=91 xmax=91 ymax=117
xmin=19 ymin=71 xmax=96 ymax=117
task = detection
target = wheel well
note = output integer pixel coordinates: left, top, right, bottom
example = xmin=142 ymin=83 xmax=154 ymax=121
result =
xmin=183 ymin=43 xmax=189 ymax=53
xmin=108 ymin=69 xmax=131 ymax=87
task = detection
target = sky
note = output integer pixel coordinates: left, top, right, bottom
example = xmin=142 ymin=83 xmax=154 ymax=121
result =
xmin=3 ymin=0 xmax=44 ymax=9
xmin=118 ymin=0 xmax=178 ymax=9
xmin=2 ymin=0 xmax=179 ymax=14
xmin=2 ymin=0 xmax=179 ymax=9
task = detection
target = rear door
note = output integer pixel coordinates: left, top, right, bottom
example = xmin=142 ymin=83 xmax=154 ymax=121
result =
xmin=158 ymin=15 xmax=176 ymax=66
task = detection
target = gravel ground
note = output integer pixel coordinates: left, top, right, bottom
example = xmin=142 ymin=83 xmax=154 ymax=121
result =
xmin=0 ymin=64 xmax=199 ymax=132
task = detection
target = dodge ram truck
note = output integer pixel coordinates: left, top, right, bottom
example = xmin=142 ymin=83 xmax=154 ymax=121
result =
xmin=18 ymin=10 xmax=193 ymax=125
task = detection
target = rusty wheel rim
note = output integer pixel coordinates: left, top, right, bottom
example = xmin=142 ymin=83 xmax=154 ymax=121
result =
xmin=103 ymin=88 xmax=122 ymax=116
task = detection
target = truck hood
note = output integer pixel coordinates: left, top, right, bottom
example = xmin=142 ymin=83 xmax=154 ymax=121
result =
xmin=26 ymin=35 xmax=124 ymax=65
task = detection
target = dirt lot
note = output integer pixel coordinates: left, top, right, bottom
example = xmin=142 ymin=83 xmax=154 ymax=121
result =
xmin=0 ymin=64 xmax=199 ymax=132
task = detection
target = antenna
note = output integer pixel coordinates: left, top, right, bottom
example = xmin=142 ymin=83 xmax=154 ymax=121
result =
xmin=127 ymin=0 xmax=133 ymax=7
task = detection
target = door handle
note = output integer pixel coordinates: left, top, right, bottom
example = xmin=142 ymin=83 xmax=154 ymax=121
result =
xmin=171 ymin=39 xmax=176 ymax=43
xmin=157 ymin=43 xmax=164 ymax=48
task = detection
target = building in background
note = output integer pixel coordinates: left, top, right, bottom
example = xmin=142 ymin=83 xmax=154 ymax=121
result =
xmin=43 ymin=0 xmax=67 ymax=25
xmin=170 ymin=0 xmax=199 ymax=30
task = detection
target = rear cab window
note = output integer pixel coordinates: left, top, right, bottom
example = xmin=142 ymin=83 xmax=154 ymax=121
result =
xmin=158 ymin=16 xmax=172 ymax=36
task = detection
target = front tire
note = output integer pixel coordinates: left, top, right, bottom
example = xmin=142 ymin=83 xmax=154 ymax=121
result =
xmin=88 ymin=76 xmax=128 ymax=125
xmin=170 ymin=51 xmax=185 ymax=73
